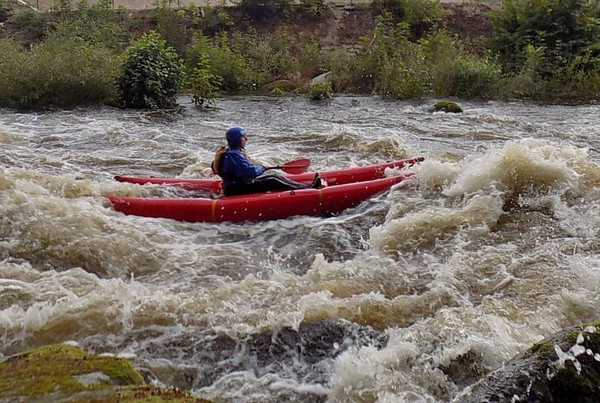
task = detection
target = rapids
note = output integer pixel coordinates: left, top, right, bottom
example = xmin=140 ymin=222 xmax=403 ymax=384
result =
xmin=1 ymin=96 xmax=600 ymax=402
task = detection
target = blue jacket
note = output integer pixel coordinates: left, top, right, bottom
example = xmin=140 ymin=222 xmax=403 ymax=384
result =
xmin=219 ymin=149 xmax=265 ymax=187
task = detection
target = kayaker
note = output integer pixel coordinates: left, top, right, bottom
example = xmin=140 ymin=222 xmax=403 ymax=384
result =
xmin=213 ymin=126 xmax=321 ymax=197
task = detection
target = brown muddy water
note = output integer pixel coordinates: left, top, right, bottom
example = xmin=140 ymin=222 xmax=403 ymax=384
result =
xmin=1 ymin=96 xmax=600 ymax=402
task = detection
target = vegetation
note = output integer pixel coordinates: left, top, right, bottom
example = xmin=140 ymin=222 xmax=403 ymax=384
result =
xmin=0 ymin=0 xmax=599 ymax=110
xmin=308 ymin=81 xmax=333 ymax=100
xmin=0 ymin=343 xmax=204 ymax=402
xmin=0 ymin=33 xmax=118 ymax=108
xmin=116 ymin=31 xmax=185 ymax=109
xmin=0 ymin=0 xmax=12 ymax=23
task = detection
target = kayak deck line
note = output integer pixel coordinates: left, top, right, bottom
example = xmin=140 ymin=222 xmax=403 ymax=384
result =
xmin=113 ymin=157 xmax=424 ymax=194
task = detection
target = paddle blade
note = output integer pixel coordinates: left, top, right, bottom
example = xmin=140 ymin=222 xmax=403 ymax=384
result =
xmin=278 ymin=158 xmax=310 ymax=174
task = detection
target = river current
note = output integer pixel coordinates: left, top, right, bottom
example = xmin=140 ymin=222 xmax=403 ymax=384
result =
xmin=2 ymin=96 xmax=600 ymax=402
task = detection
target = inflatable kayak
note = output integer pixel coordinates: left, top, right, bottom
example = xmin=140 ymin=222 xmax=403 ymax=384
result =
xmin=114 ymin=157 xmax=424 ymax=194
xmin=108 ymin=173 xmax=413 ymax=223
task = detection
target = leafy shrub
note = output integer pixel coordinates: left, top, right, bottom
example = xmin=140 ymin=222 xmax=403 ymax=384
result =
xmin=186 ymin=55 xmax=222 ymax=108
xmin=0 ymin=0 xmax=12 ymax=23
xmin=321 ymin=48 xmax=355 ymax=92
xmin=48 ymin=0 xmax=125 ymax=50
xmin=200 ymin=7 xmax=233 ymax=35
xmin=154 ymin=5 xmax=188 ymax=55
xmin=117 ymin=31 xmax=185 ymax=109
xmin=374 ymin=0 xmax=445 ymax=39
xmin=353 ymin=16 xmax=430 ymax=97
xmin=299 ymin=0 xmax=329 ymax=17
xmin=307 ymin=81 xmax=333 ymax=100
xmin=10 ymin=8 xmax=55 ymax=45
xmin=423 ymin=30 xmax=501 ymax=99
xmin=490 ymin=0 xmax=600 ymax=77
xmin=186 ymin=33 xmax=258 ymax=92
xmin=0 ymin=35 xmax=119 ymax=109
xmin=378 ymin=56 xmax=429 ymax=99
xmin=443 ymin=56 xmax=501 ymax=99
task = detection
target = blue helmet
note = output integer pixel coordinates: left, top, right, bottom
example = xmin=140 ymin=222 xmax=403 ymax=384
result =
xmin=226 ymin=126 xmax=247 ymax=148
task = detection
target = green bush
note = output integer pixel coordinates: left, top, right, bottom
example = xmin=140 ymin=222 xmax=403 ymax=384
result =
xmin=423 ymin=30 xmax=501 ymax=99
xmin=200 ymin=7 xmax=233 ymax=35
xmin=186 ymin=55 xmax=222 ymax=108
xmin=10 ymin=8 xmax=55 ymax=45
xmin=299 ymin=0 xmax=329 ymax=17
xmin=48 ymin=0 xmax=126 ymax=50
xmin=378 ymin=56 xmax=429 ymax=99
xmin=0 ymin=0 xmax=12 ymax=23
xmin=117 ymin=31 xmax=185 ymax=109
xmin=307 ymin=81 xmax=333 ymax=100
xmin=490 ymin=0 xmax=600 ymax=77
xmin=322 ymin=48 xmax=355 ymax=92
xmin=353 ymin=16 xmax=430 ymax=97
xmin=444 ymin=56 xmax=501 ymax=99
xmin=374 ymin=0 xmax=445 ymax=39
xmin=0 ymin=35 xmax=119 ymax=109
xmin=186 ymin=33 xmax=258 ymax=92
xmin=154 ymin=5 xmax=188 ymax=55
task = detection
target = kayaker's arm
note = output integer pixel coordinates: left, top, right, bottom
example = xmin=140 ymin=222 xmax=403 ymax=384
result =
xmin=228 ymin=151 xmax=265 ymax=180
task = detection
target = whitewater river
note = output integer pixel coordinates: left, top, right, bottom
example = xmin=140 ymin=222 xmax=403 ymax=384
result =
xmin=2 ymin=96 xmax=600 ymax=402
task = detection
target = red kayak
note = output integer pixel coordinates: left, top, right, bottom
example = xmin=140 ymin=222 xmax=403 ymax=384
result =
xmin=114 ymin=157 xmax=424 ymax=194
xmin=108 ymin=173 xmax=413 ymax=223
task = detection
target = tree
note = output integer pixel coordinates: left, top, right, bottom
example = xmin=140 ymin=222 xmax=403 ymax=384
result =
xmin=490 ymin=0 xmax=600 ymax=77
xmin=116 ymin=31 xmax=185 ymax=109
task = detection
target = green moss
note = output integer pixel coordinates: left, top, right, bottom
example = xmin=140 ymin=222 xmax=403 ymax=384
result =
xmin=529 ymin=341 xmax=553 ymax=355
xmin=0 ymin=344 xmax=144 ymax=397
xmin=0 ymin=343 xmax=208 ymax=402
xmin=434 ymin=100 xmax=463 ymax=113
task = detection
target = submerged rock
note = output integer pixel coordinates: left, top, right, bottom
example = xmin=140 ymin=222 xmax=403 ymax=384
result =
xmin=137 ymin=318 xmax=387 ymax=400
xmin=457 ymin=321 xmax=600 ymax=402
xmin=0 ymin=343 xmax=205 ymax=402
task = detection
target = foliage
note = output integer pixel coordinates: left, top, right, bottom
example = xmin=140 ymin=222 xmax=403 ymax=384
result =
xmin=0 ymin=0 xmax=12 ymax=23
xmin=10 ymin=8 xmax=55 ymax=45
xmin=116 ymin=31 xmax=185 ymax=109
xmin=0 ymin=35 xmax=119 ymax=109
xmin=48 ymin=0 xmax=126 ymax=50
xmin=307 ymin=81 xmax=333 ymax=100
xmin=423 ymin=30 xmax=501 ymax=99
xmin=154 ymin=2 xmax=188 ymax=55
xmin=186 ymin=33 xmax=258 ymax=92
xmin=322 ymin=48 xmax=355 ymax=92
xmin=490 ymin=0 xmax=600 ymax=77
xmin=238 ymin=0 xmax=294 ymax=20
xmin=374 ymin=0 xmax=446 ymax=39
xmin=353 ymin=16 xmax=431 ymax=98
xmin=443 ymin=55 xmax=500 ymax=98
xmin=299 ymin=0 xmax=329 ymax=17
xmin=187 ymin=55 xmax=222 ymax=108
xmin=200 ymin=7 xmax=234 ymax=36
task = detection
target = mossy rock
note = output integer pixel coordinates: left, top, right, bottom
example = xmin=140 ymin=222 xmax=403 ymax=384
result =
xmin=461 ymin=322 xmax=600 ymax=402
xmin=265 ymin=79 xmax=297 ymax=93
xmin=434 ymin=100 xmax=463 ymax=113
xmin=0 ymin=343 xmax=206 ymax=402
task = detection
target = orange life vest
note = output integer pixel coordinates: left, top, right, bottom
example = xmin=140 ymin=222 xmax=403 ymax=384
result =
xmin=211 ymin=146 xmax=227 ymax=175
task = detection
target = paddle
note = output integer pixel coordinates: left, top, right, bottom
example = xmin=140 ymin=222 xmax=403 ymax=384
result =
xmin=264 ymin=158 xmax=310 ymax=174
